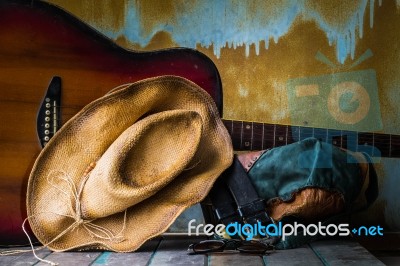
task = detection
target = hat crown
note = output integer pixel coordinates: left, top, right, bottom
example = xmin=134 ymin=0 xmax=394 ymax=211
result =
xmin=81 ymin=110 xmax=203 ymax=219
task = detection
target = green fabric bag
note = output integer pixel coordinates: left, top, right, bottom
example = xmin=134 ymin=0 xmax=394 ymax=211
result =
xmin=246 ymin=137 xmax=378 ymax=249
xmin=249 ymin=137 xmax=364 ymax=208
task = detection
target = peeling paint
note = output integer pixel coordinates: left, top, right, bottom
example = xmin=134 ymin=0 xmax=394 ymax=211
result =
xmin=238 ymin=86 xmax=249 ymax=97
xmin=83 ymin=0 xmax=381 ymax=64
xmin=271 ymin=110 xmax=288 ymax=121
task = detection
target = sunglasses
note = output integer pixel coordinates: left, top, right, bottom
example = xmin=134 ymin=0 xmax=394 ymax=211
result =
xmin=187 ymin=239 xmax=274 ymax=255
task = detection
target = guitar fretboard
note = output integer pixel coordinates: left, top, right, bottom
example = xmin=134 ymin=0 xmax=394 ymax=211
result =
xmin=222 ymin=119 xmax=400 ymax=158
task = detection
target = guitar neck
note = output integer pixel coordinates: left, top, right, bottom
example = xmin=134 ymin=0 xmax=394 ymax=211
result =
xmin=222 ymin=119 xmax=400 ymax=158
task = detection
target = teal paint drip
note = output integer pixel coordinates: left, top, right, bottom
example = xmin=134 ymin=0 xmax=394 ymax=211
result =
xmin=90 ymin=0 xmax=380 ymax=64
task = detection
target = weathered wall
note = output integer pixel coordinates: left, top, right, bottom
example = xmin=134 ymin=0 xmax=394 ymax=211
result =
xmin=46 ymin=0 xmax=400 ymax=231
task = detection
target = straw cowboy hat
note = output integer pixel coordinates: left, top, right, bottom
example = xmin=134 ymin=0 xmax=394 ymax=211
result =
xmin=27 ymin=76 xmax=233 ymax=252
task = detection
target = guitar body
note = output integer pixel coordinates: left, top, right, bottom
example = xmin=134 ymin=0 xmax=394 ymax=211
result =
xmin=0 ymin=0 xmax=222 ymax=244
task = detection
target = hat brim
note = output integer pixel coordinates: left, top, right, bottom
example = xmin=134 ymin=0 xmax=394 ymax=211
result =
xmin=27 ymin=76 xmax=233 ymax=252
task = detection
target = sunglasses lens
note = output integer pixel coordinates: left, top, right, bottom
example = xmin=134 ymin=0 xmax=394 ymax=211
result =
xmin=237 ymin=241 xmax=270 ymax=254
xmin=193 ymin=240 xmax=225 ymax=253
xmin=189 ymin=239 xmax=273 ymax=255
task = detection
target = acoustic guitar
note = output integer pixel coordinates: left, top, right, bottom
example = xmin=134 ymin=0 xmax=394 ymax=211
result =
xmin=0 ymin=0 xmax=224 ymax=245
xmin=1 ymin=1 xmax=400 ymax=246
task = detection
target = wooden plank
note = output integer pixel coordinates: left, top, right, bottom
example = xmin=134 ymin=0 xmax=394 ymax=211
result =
xmin=0 ymin=246 xmax=52 ymax=266
xmin=369 ymin=251 xmax=400 ymax=266
xmin=148 ymin=237 xmax=206 ymax=266
xmin=0 ymin=237 xmax=391 ymax=265
xmin=209 ymin=253 xmax=264 ymax=266
xmin=309 ymin=238 xmax=385 ymax=265
xmin=91 ymin=238 xmax=161 ymax=266
xmin=264 ymin=245 xmax=323 ymax=266
xmin=35 ymin=250 xmax=101 ymax=266
xmin=357 ymin=232 xmax=400 ymax=251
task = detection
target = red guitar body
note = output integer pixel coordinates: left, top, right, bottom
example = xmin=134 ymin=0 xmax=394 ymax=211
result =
xmin=0 ymin=0 xmax=222 ymax=244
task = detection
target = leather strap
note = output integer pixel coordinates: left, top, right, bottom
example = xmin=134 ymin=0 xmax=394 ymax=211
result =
xmin=208 ymin=176 xmax=241 ymax=225
xmin=209 ymin=155 xmax=273 ymax=226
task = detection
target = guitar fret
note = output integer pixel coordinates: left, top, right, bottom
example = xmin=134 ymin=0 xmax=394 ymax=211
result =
xmin=275 ymin=125 xmax=287 ymax=147
xmin=226 ymin=120 xmax=242 ymax=150
xmin=392 ymin=135 xmax=400 ymax=157
xmin=395 ymin=136 xmax=400 ymax=157
xmin=286 ymin=126 xmax=294 ymax=145
xmin=289 ymin=125 xmax=300 ymax=143
xmin=325 ymin=128 xmax=328 ymax=143
xmin=372 ymin=132 xmax=375 ymax=157
xmin=263 ymin=124 xmax=275 ymax=149
xmin=251 ymin=122 xmax=264 ymax=150
xmin=240 ymin=121 xmax=243 ymax=149
xmin=251 ymin=122 xmax=254 ymax=150
xmin=356 ymin=132 xmax=359 ymax=152
xmin=331 ymin=130 xmax=342 ymax=147
xmin=262 ymin=123 xmax=265 ymax=150
xmin=285 ymin=125 xmax=288 ymax=145
xmin=298 ymin=126 xmax=301 ymax=142
xmin=342 ymin=131 xmax=348 ymax=150
xmin=350 ymin=132 xmax=360 ymax=152
xmin=241 ymin=122 xmax=253 ymax=150
xmin=340 ymin=130 xmax=343 ymax=148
